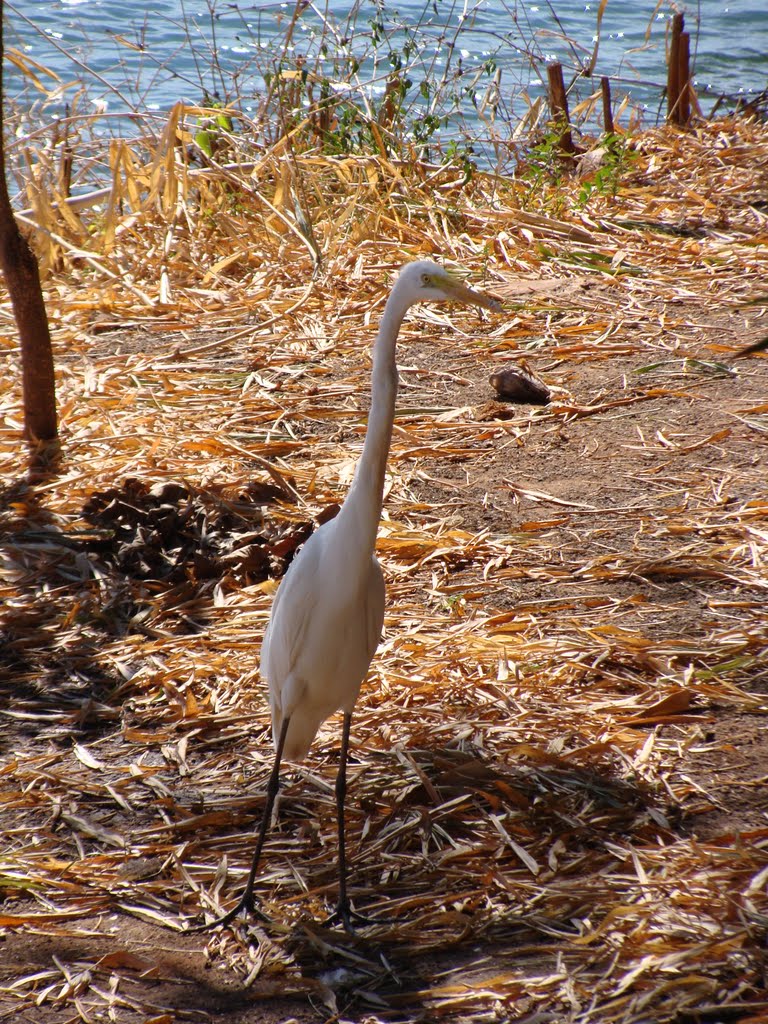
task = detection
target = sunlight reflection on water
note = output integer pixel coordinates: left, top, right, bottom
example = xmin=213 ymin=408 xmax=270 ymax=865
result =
xmin=7 ymin=0 xmax=768 ymax=167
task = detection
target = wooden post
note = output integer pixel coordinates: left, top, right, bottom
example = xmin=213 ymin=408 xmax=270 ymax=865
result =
xmin=667 ymin=12 xmax=684 ymax=124
xmin=601 ymin=76 xmax=614 ymax=134
xmin=547 ymin=62 xmax=576 ymax=156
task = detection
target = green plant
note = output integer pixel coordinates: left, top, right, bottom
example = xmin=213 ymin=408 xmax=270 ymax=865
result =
xmin=577 ymin=133 xmax=637 ymax=206
xmin=522 ymin=125 xmax=570 ymax=184
xmin=519 ymin=124 xmax=573 ymax=210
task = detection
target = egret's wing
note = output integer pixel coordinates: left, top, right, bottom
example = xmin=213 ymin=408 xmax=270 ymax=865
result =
xmin=366 ymin=556 xmax=386 ymax=662
xmin=260 ymin=530 xmax=325 ymax=712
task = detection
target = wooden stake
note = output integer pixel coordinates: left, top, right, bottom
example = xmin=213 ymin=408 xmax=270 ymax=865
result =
xmin=667 ymin=13 xmax=685 ymax=125
xmin=601 ymin=76 xmax=614 ymax=135
xmin=547 ymin=62 xmax=576 ymax=156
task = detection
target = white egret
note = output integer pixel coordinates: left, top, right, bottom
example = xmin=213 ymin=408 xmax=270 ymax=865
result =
xmin=204 ymin=261 xmax=500 ymax=931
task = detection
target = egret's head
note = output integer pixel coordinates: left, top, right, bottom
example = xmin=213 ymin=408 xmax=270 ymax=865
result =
xmin=398 ymin=260 xmax=501 ymax=312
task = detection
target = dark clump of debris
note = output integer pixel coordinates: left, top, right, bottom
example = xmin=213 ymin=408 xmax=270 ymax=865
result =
xmin=81 ymin=477 xmax=311 ymax=588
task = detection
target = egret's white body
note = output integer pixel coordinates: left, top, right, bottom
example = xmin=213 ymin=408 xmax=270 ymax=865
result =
xmin=204 ymin=260 xmax=499 ymax=930
xmin=262 ymin=526 xmax=385 ymax=762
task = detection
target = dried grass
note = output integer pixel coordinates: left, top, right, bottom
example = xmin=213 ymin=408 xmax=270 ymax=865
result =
xmin=1 ymin=113 xmax=767 ymax=1022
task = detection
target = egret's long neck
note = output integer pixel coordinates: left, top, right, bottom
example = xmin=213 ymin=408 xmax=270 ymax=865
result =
xmin=340 ymin=285 xmax=410 ymax=552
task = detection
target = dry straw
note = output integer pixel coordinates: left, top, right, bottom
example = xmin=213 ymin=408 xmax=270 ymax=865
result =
xmin=1 ymin=106 xmax=767 ymax=1022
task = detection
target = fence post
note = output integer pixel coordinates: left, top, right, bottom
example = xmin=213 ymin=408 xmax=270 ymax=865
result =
xmin=601 ymin=76 xmax=614 ymax=134
xmin=667 ymin=13 xmax=691 ymax=126
xmin=547 ymin=62 xmax=577 ymax=156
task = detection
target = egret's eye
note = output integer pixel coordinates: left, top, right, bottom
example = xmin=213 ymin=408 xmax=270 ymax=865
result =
xmin=421 ymin=273 xmax=432 ymax=287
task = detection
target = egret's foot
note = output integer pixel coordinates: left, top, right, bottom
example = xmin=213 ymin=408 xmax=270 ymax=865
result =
xmin=187 ymin=892 xmax=271 ymax=932
xmin=325 ymin=898 xmax=381 ymax=933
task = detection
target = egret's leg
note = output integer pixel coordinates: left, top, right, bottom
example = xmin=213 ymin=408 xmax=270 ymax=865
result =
xmin=335 ymin=710 xmax=353 ymax=924
xmin=329 ymin=712 xmax=377 ymax=931
xmin=193 ymin=716 xmax=290 ymax=931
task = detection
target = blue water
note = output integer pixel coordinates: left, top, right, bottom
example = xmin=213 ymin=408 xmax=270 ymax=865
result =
xmin=6 ymin=0 xmax=768 ymax=161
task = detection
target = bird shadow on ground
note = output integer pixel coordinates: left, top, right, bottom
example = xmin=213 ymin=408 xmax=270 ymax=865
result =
xmin=177 ymin=741 xmax=672 ymax=1018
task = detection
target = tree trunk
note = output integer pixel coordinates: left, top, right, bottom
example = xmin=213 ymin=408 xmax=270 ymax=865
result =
xmin=0 ymin=1 xmax=58 ymax=442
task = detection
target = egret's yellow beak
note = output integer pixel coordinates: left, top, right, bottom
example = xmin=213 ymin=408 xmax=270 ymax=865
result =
xmin=436 ymin=269 xmax=502 ymax=312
